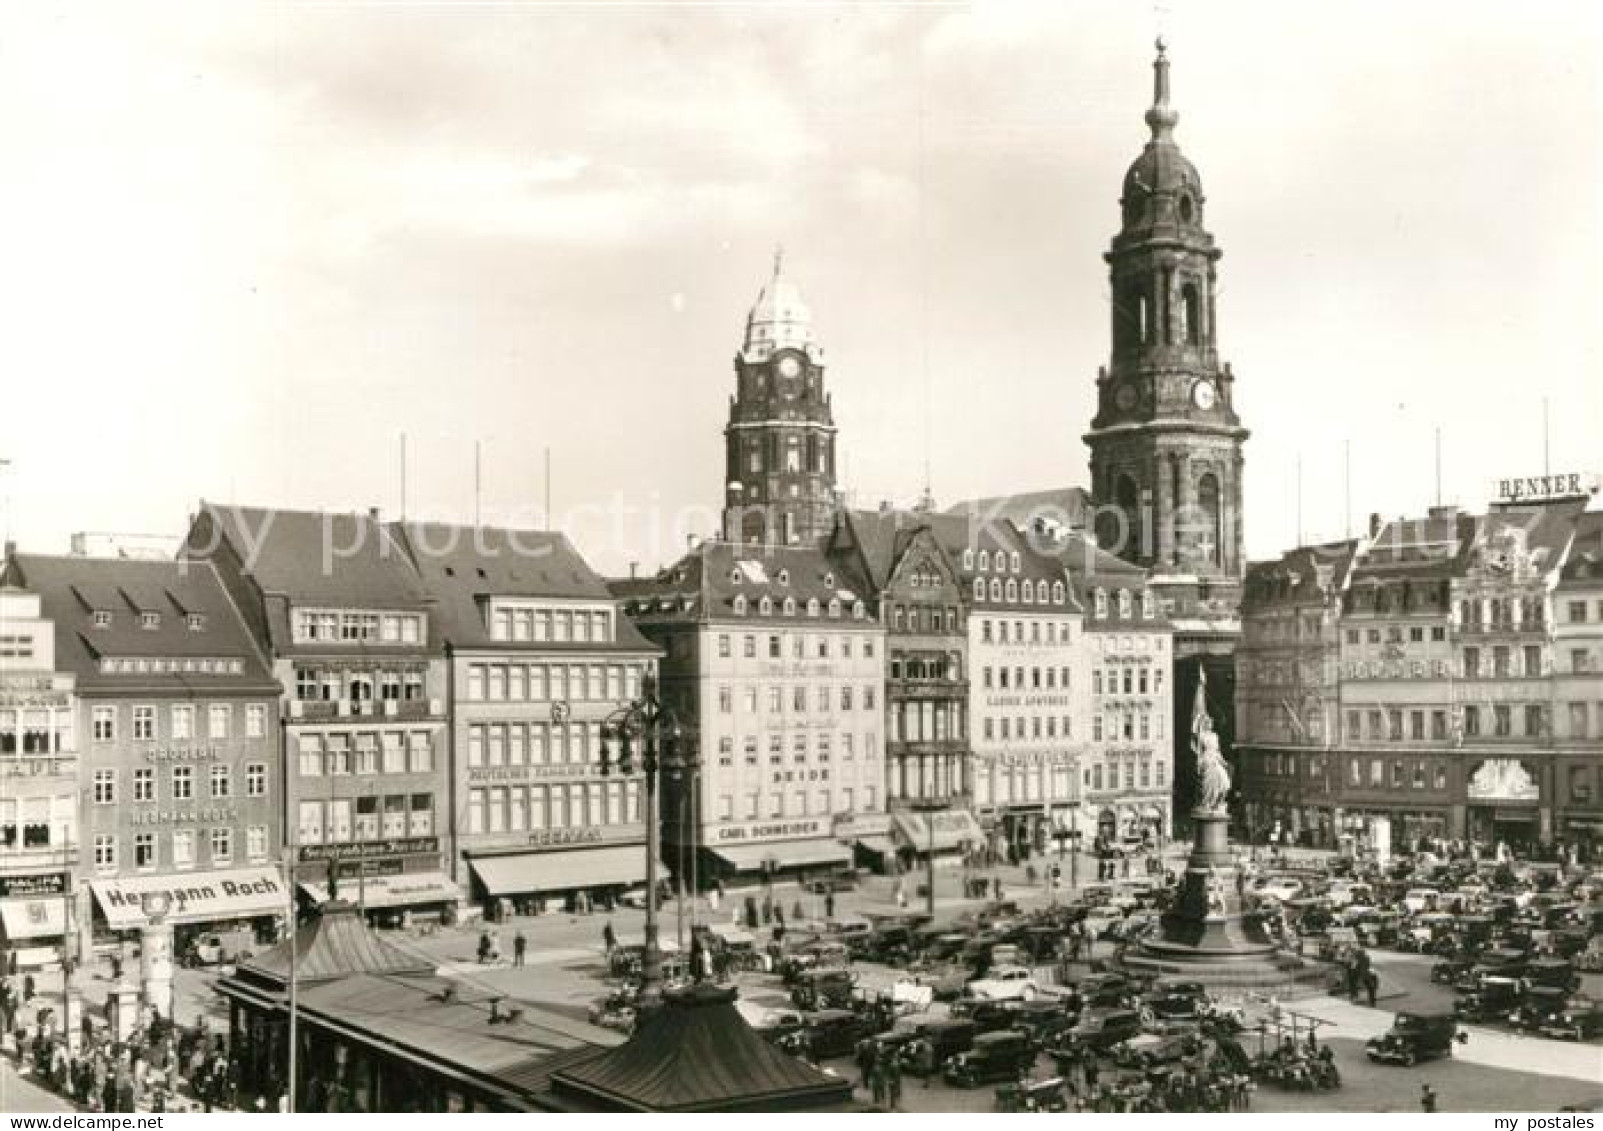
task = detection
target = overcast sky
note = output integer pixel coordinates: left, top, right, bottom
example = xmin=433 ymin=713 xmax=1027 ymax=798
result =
xmin=1 ymin=1 xmax=1597 ymax=575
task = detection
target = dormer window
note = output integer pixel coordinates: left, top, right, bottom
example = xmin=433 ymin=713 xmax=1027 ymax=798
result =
xmin=777 ymin=569 xmax=790 ymax=586
xmin=782 ymin=597 xmax=796 ymax=616
xmin=1094 ymin=589 xmax=1108 ymax=618
xmin=989 ymin=579 xmax=1002 ymax=602
xmin=733 ymin=595 xmax=748 ymax=616
xmin=730 ymin=569 xmax=742 ymax=584
xmin=759 ymin=596 xmax=773 ymax=616
xmin=962 ymin=549 xmax=974 ymax=570
xmin=1010 ymin=552 xmax=1021 ymax=574
xmin=1142 ymin=592 xmax=1155 ymax=619
xmin=978 ymin=550 xmax=990 ymax=571
xmin=823 ymin=572 xmax=835 ymax=588
xmin=806 ymin=598 xmax=820 ymax=617
xmin=1118 ymin=590 xmax=1132 ymax=618
xmin=973 ymin=579 xmax=984 ymax=601
xmin=140 ymin=612 xmax=160 ymax=630
xmin=1021 ymin=580 xmax=1034 ymax=604
xmin=186 ymin=614 xmax=205 ymax=632
xmin=828 ymin=599 xmax=841 ymax=618
xmin=1053 ymin=581 xmax=1067 ymax=605
xmin=93 ymin=611 xmax=111 ymax=629
xmin=1005 ymin=579 xmax=1018 ymax=602
xmin=852 ymin=601 xmax=866 ymax=619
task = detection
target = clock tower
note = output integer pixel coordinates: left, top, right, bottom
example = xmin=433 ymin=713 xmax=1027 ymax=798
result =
xmin=722 ymin=252 xmax=839 ymax=546
xmin=1085 ymin=41 xmax=1248 ymax=608
xmin=1084 ymin=43 xmax=1250 ymax=820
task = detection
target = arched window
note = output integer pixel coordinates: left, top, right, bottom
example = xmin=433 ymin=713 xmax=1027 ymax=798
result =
xmin=1179 ymin=194 xmax=1195 ymax=224
xmin=1138 ymin=293 xmax=1152 ymax=344
xmin=1197 ymin=473 xmax=1222 ymax=566
xmin=1118 ymin=590 xmax=1132 ymax=618
xmin=759 ymin=596 xmax=773 ymax=616
xmin=852 ymin=601 xmax=866 ymax=619
xmin=1053 ymin=581 xmax=1066 ymax=604
xmin=823 ymin=572 xmax=835 ymax=588
xmin=1094 ymin=589 xmax=1108 ymax=617
xmin=989 ymin=579 xmax=1003 ymax=601
xmin=806 ymin=598 xmax=820 ymax=617
xmin=782 ymin=597 xmax=796 ymax=616
xmin=1005 ymin=579 xmax=1018 ymax=602
xmin=733 ymin=595 xmax=748 ymax=615
xmin=1141 ymin=591 xmax=1155 ymax=619
xmin=973 ymin=578 xmax=985 ymax=602
xmin=777 ymin=569 xmax=790 ymax=586
xmin=1021 ymin=580 xmax=1034 ymax=604
xmin=828 ymin=599 xmax=841 ymax=618
xmin=1181 ymin=282 xmax=1201 ymax=346
xmin=978 ymin=550 xmax=990 ymax=571
xmin=962 ymin=549 xmax=974 ymax=570
xmin=1010 ymin=552 xmax=1021 ymax=574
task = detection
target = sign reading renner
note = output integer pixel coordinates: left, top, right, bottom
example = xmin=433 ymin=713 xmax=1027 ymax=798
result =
xmin=711 ymin=818 xmax=827 ymax=844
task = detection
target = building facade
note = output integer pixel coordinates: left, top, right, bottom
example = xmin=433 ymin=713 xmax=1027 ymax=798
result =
xmin=722 ymin=254 xmax=838 ymax=548
xmin=613 ymin=541 xmax=886 ymax=880
xmin=185 ymin=505 xmax=457 ymax=921
xmin=8 ymin=554 xmax=285 ymax=952
xmin=1554 ymin=511 xmax=1603 ymax=851
xmin=396 ymin=523 xmax=659 ymax=913
xmin=0 ymin=578 xmax=79 ymax=969
xmin=829 ymin=508 xmax=981 ymax=862
xmin=1235 ymin=542 xmax=1359 ymax=847
xmin=932 ymin=516 xmax=1086 ymax=861
xmin=1238 ymin=496 xmax=1602 ymax=855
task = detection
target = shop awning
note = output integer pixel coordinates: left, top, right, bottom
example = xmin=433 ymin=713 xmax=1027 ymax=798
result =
xmin=299 ymin=871 xmax=461 ymax=910
xmin=891 ymin=809 xmax=985 ymax=853
xmin=468 ymin=847 xmax=654 ymax=896
xmin=0 ymin=897 xmax=66 ymax=941
xmin=91 ymin=866 xmax=287 ymax=931
xmin=708 ymin=839 xmax=851 ymax=871
xmin=854 ymin=836 xmax=895 ymax=857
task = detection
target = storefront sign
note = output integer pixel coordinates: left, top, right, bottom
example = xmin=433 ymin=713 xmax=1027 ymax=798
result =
xmin=833 ymin=812 xmax=891 ymax=839
xmin=297 ymin=837 xmax=439 ymax=863
xmin=1496 ymin=472 xmax=1592 ymax=503
xmin=129 ymin=807 xmax=239 ymax=827
xmin=334 ymin=858 xmax=404 ymax=879
xmin=528 ymin=827 xmax=603 ymax=848
xmin=1467 ymin=759 xmax=1539 ymax=803
xmin=90 ymin=866 xmax=286 ymax=930
xmin=711 ymin=818 xmax=826 ymax=844
xmin=0 ymin=872 xmax=68 ymax=899
xmin=144 ymin=746 xmax=222 ymax=763
xmin=983 ymin=694 xmax=1073 ymax=710
xmin=467 ymin=763 xmax=621 ymax=784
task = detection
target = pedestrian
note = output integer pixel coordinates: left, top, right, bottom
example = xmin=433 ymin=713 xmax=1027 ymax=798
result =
xmin=886 ymin=1056 xmax=903 ymax=1111
xmin=513 ymin=930 xmax=527 ymax=968
xmin=992 ymin=875 xmax=1002 ymax=901
xmin=477 ymin=930 xmax=492 ymax=964
xmin=1365 ymin=969 xmax=1379 ymax=1008
xmin=870 ymin=1063 xmax=886 ymax=1109
xmin=895 ymin=883 xmax=907 ymax=910
xmin=1420 ymin=1084 xmax=1438 ymax=1113
xmin=824 ymin=891 xmax=835 ymax=919
xmin=602 ymin=920 xmax=617 ymax=955
xmin=23 ymin=972 xmax=35 ymax=1002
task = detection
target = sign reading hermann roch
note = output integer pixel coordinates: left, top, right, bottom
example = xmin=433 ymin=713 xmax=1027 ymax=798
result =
xmin=90 ymin=865 xmax=286 ymax=930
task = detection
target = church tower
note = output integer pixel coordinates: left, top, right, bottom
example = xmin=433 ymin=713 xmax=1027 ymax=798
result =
xmin=1085 ymin=42 xmax=1249 ymax=612
xmin=722 ymin=253 xmax=839 ymax=546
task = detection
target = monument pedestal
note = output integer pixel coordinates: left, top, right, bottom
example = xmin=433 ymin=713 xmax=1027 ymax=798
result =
xmin=1122 ymin=808 xmax=1326 ymax=992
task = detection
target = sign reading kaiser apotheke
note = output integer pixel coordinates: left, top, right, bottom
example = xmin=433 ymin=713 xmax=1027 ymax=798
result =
xmin=711 ymin=818 xmax=828 ymax=844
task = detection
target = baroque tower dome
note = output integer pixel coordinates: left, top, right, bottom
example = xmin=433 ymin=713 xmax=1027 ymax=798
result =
xmin=740 ymin=248 xmax=822 ymax=363
xmin=1118 ymin=39 xmax=1205 ymax=238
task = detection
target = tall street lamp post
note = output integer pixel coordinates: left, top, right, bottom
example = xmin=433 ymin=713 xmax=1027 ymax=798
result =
xmin=909 ymin=797 xmax=945 ymax=919
xmin=600 ymin=673 xmax=697 ymax=1013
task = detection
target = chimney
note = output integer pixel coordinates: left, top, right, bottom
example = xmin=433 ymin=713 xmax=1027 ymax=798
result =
xmin=1368 ymin=513 xmax=1383 ymax=538
xmin=369 ymin=506 xmax=382 ymax=522
xmin=1427 ymin=504 xmax=1459 ymax=523
xmin=629 ymin=561 xmax=639 ymax=580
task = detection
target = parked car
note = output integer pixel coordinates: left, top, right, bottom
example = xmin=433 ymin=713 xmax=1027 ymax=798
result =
xmin=1538 ymin=995 xmax=1602 ymax=1042
xmin=791 ymin=967 xmax=857 ymax=1011
xmin=1365 ymin=1012 xmax=1465 ymax=1066
xmin=901 ymin=1017 xmax=979 ymax=1077
xmin=855 ymin=1027 xmax=921 ymax=1074
xmin=1525 ymin=957 xmax=1580 ymax=993
xmin=180 ymin=928 xmax=255 ymax=968
xmin=1111 ymin=1031 xmax=1193 ymax=1069
xmin=1077 ymin=972 xmax=1143 ymax=1009
xmin=779 ymin=1009 xmax=881 ymax=1060
xmin=1142 ymin=981 xmax=1211 ymax=1023
xmin=944 ymin=1029 xmax=1039 ymax=1088
xmin=1509 ymin=986 xmax=1573 ymax=1034
xmin=965 ymin=964 xmax=1040 ymax=1002
xmin=1454 ymin=976 xmax=1520 ymax=1023
xmin=1254 ymin=876 xmax=1305 ymax=903
xmin=1051 ymin=1007 xmax=1145 ymax=1058
xmin=909 ymin=960 xmax=971 ymax=1002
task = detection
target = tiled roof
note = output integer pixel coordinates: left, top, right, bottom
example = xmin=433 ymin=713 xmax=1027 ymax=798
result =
xmin=925 ymin=513 xmax=1083 ymax=612
xmin=393 ymin=523 xmax=656 ymax=653
xmin=192 ymin=503 xmax=432 ymax=609
xmin=613 ymin=540 xmax=867 ymax=627
xmin=1243 ymin=540 xmax=1359 ymax=610
xmin=1560 ymin=510 xmax=1603 ymax=585
xmin=549 ymin=983 xmax=851 ymax=1112
xmin=944 ymin=486 xmax=1092 ymax=533
xmin=237 ymin=898 xmax=435 ymax=987
xmin=5 ymin=552 xmax=277 ymax=693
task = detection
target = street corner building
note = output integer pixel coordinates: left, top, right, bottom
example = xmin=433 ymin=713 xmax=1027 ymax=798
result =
xmin=182 ymin=504 xmax=458 ymax=923
xmin=389 ymin=521 xmax=662 ymax=918
xmin=0 ymin=551 xmax=287 ymax=973
xmin=1236 ymin=492 xmax=1603 ymax=857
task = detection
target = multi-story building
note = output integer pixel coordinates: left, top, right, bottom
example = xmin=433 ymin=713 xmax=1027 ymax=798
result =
xmin=1235 ymin=541 xmax=1359 ymax=847
xmin=721 ymin=254 xmax=839 ymax=548
xmin=1554 ymin=511 xmax=1603 ymax=852
xmin=829 ymin=507 xmax=982 ymax=864
xmin=0 ymin=573 xmax=79 ymax=970
xmin=930 ymin=515 xmax=1086 ymax=861
xmin=395 ymin=523 xmax=659 ymax=913
xmin=1057 ymin=531 xmax=1175 ymax=850
xmin=8 ymin=554 xmax=285 ymax=952
xmin=613 ymin=541 xmax=886 ymax=880
xmin=184 ymin=505 xmax=457 ymax=921
xmin=1237 ymin=494 xmax=1602 ymax=856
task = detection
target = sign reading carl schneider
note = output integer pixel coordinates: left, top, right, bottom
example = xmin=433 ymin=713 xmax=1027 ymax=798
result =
xmin=712 ymin=818 xmax=825 ymax=844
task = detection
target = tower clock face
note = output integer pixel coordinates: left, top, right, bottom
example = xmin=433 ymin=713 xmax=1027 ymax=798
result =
xmin=1114 ymin=383 xmax=1138 ymax=412
xmin=1191 ymin=380 xmax=1217 ymax=410
xmin=777 ymin=356 xmax=801 ymax=379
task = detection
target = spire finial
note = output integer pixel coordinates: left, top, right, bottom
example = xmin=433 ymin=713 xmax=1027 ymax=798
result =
xmin=772 ymin=244 xmax=785 ymax=278
xmin=1145 ymin=38 xmax=1179 ymax=140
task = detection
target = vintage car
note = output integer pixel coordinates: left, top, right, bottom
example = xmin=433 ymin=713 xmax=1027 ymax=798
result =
xmin=1525 ymin=957 xmax=1580 ymax=993
xmin=1254 ymin=876 xmax=1306 ymax=903
xmin=1077 ymin=971 xmax=1144 ymax=1009
xmin=1508 ymin=986 xmax=1573 ymax=1033
xmin=900 ymin=1017 xmax=979 ymax=1077
xmin=1142 ymin=981 xmax=1211 ymax=1023
xmin=777 ymin=1009 xmax=882 ymax=1060
xmin=790 ymin=967 xmax=857 ymax=1011
xmin=1050 ymin=1007 xmax=1145 ymax=1059
xmin=854 ymin=1027 xmax=922 ymax=1074
xmin=1454 ymin=975 xmax=1521 ymax=1023
xmin=943 ymin=1029 xmax=1039 ymax=1088
xmin=1431 ymin=956 xmax=1477 ymax=985
xmin=586 ymin=992 xmax=637 ymax=1034
xmin=1538 ymin=995 xmax=1603 ymax=1042
xmin=752 ymin=1008 xmax=808 ymax=1045
xmin=180 ymin=928 xmax=256 ymax=969
xmin=1365 ymin=1012 xmax=1465 ymax=1067
xmin=964 ymin=964 xmax=1040 ymax=1003
xmin=1111 ymin=1031 xmax=1194 ymax=1069
xmin=1453 ymin=946 xmax=1529 ymax=993
xmin=994 ymin=1076 xmax=1068 ymax=1113
xmin=777 ymin=940 xmax=851 ymax=984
